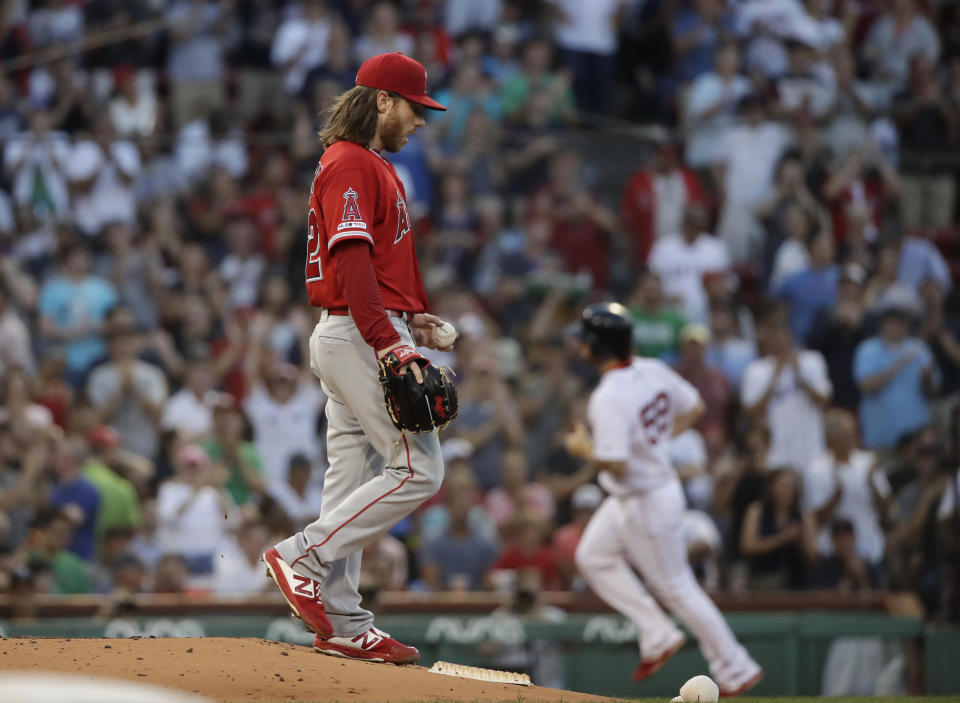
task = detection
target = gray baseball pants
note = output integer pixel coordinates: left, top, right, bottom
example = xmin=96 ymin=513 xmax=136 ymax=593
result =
xmin=274 ymin=311 xmax=444 ymax=636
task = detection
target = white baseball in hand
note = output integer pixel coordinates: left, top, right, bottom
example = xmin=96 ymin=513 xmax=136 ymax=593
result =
xmin=435 ymin=321 xmax=458 ymax=348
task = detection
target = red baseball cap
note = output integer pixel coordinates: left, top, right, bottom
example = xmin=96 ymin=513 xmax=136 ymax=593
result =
xmin=355 ymin=52 xmax=447 ymax=111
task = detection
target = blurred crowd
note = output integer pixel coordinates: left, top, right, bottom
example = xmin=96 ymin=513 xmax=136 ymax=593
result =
xmin=0 ymin=0 xmax=959 ymax=624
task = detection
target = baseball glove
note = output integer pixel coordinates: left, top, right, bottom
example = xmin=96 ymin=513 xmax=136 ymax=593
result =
xmin=378 ymin=345 xmax=459 ymax=433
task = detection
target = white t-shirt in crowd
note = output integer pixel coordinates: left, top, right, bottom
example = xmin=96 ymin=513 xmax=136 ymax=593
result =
xmin=648 ymin=232 xmax=731 ymax=323
xmin=588 ymin=357 xmax=701 ymax=495
xmin=549 ymin=0 xmax=621 ymax=55
xmin=684 ymin=72 xmax=751 ymax=167
xmin=803 ymin=449 xmax=890 ymax=563
xmin=718 ymin=121 xmax=791 ymax=206
xmin=156 ymin=481 xmax=234 ymax=557
xmin=243 ymin=381 xmax=326 ymax=489
xmin=161 ymin=388 xmax=214 ymax=439
xmin=271 ymin=15 xmax=331 ymax=95
xmin=68 ymin=139 xmax=141 ymax=236
xmin=269 ymin=480 xmax=325 ymax=532
xmin=740 ymin=351 xmax=831 ymax=475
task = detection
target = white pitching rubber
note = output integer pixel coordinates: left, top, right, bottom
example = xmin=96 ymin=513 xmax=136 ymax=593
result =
xmin=429 ymin=661 xmax=532 ymax=686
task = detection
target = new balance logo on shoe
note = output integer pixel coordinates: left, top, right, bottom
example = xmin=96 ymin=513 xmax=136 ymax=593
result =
xmin=293 ymin=574 xmax=320 ymax=602
xmin=351 ymin=629 xmax=384 ymax=650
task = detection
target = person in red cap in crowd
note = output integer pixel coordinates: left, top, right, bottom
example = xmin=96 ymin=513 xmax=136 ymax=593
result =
xmin=262 ymin=53 xmax=450 ymax=665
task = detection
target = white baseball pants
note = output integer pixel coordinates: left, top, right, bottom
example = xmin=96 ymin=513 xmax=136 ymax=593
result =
xmin=575 ymin=479 xmax=758 ymax=688
xmin=275 ymin=312 xmax=443 ymax=636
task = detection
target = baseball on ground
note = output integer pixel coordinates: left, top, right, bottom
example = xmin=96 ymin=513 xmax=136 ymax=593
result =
xmin=671 ymin=674 xmax=719 ymax=703
xmin=435 ymin=321 xmax=458 ymax=347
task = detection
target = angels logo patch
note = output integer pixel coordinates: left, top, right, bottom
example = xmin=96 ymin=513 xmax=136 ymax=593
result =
xmin=341 ymin=187 xmax=363 ymax=222
xmin=394 ymin=191 xmax=411 ymax=244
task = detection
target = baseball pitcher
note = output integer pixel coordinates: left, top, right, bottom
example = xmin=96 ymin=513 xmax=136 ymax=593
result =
xmin=565 ymin=303 xmax=762 ymax=695
xmin=263 ymin=53 xmax=456 ymax=665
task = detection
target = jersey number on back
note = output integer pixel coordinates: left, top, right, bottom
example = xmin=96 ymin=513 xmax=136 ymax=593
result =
xmin=306 ymin=207 xmax=323 ymax=281
xmin=640 ymin=392 xmax=671 ymax=445
xmin=395 ymin=191 xmax=410 ymax=244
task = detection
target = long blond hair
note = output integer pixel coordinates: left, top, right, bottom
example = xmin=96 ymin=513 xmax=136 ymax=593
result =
xmin=319 ymin=85 xmax=395 ymax=149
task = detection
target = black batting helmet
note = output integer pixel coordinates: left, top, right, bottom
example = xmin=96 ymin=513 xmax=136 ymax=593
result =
xmin=571 ymin=302 xmax=633 ymax=360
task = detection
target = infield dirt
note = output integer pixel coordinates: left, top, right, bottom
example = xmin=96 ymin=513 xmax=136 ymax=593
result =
xmin=0 ymin=636 xmax=613 ymax=702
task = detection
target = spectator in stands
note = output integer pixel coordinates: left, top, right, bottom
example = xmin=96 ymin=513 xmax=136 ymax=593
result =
xmin=741 ymin=307 xmax=832 ymax=475
xmin=153 ymin=553 xmax=190 ymax=595
xmin=95 ymin=222 xmax=161 ymax=330
xmin=270 ymin=0 xmax=332 ymax=97
xmin=649 ymin=204 xmax=731 ymax=324
xmin=683 ymin=42 xmax=750 ymax=169
xmin=863 ymin=0 xmax=940 ymax=89
xmin=774 ymin=229 xmax=839 ymax=346
xmin=3 ymin=105 xmax=71 ymax=220
xmin=490 ymin=514 xmax=561 ymax=591
xmin=0 ymin=281 xmax=34 ymax=376
xmin=715 ymin=93 xmax=792 ymax=264
xmin=48 ymin=436 xmax=100 ymax=562
xmin=453 ymin=354 xmax=523 ymax=491
xmin=756 ymin=153 xmax=821 ymax=287
xmin=108 ymin=67 xmax=157 ymax=139
xmin=823 ymin=146 xmax=900 ymax=247
xmin=706 ymin=302 xmax=757 ymax=389
xmin=201 ymin=393 xmax=265 ymax=508
xmin=553 ymin=483 xmax=603 ymax=590
xmin=714 ymin=424 xmax=772 ymax=565
xmin=676 ymin=323 xmax=731 ymax=436
xmin=550 ymin=0 xmax=622 ymax=113
xmin=671 ymin=0 xmax=735 ymax=84
xmin=219 ymin=217 xmax=266 ymax=311
xmin=892 ymin=54 xmax=958 ymax=229
xmin=808 ymin=263 xmax=870 ymax=411
xmin=432 ymin=64 xmax=503 ymax=153
xmin=500 ymin=38 xmax=576 ymax=126
xmin=628 ymin=270 xmax=686 ymax=361
xmin=37 ymin=241 xmax=118 ymax=386
xmin=894 ymin=227 xmax=953 ymax=293
xmin=26 ymin=508 xmax=92 ymax=594
xmin=917 ymin=277 xmax=960 ymax=399
xmin=811 ymin=519 xmax=881 ymax=590
xmin=82 ymin=425 xmax=144 ymax=544
xmin=421 ymin=467 xmax=499 ymax=591
xmin=740 ymin=467 xmax=817 ymax=590
xmin=68 ymin=114 xmax=141 ymax=238
xmin=360 ymin=533 xmax=410 ymax=596
xmin=804 ymin=409 xmax=890 ymax=576
xmin=165 ymin=0 xmax=232 ymax=126
xmin=269 ymin=453 xmax=324 ymax=533
xmin=212 ymin=519 xmax=271 ymax=595
xmin=156 ymin=444 xmax=238 ymax=583
xmin=485 ymin=448 xmax=556 ymax=531
xmin=353 ymin=1 xmax=413 ymax=62
xmin=87 ymin=320 xmax=168 ymax=460
xmin=243 ymin=358 xmax=325 ymax=491
xmin=854 ymin=299 xmax=938 ymax=450
xmin=161 ymin=355 xmax=216 ymax=441
xmin=621 ymin=136 xmax=707 ymax=265
xmin=529 ymin=151 xmax=619 ymax=291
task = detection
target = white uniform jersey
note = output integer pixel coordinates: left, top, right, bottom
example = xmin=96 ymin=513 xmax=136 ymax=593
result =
xmin=587 ymin=357 xmax=701 ymax=495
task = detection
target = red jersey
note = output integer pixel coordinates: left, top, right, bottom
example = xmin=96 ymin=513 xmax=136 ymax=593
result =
xmin=305 ymin=141 xmax=428 ymax=312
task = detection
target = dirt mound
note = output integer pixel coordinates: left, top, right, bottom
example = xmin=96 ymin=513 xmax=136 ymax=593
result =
xmin=0 ymin=637 xmax=612 ymax=703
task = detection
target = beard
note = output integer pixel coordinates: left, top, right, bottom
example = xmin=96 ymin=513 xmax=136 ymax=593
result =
xmin=379 ymin=112 xmax=407 ymax=153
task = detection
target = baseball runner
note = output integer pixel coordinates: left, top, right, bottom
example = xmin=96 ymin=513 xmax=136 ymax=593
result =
xmin=262 ymin=53 xmax=457 ymax=665
xmin=565 ymin=303 xmax=762 ymax=696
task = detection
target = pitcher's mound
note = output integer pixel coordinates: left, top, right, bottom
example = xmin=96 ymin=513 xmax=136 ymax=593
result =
xmin=0 ymin=637 xmax=612 ymax=702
